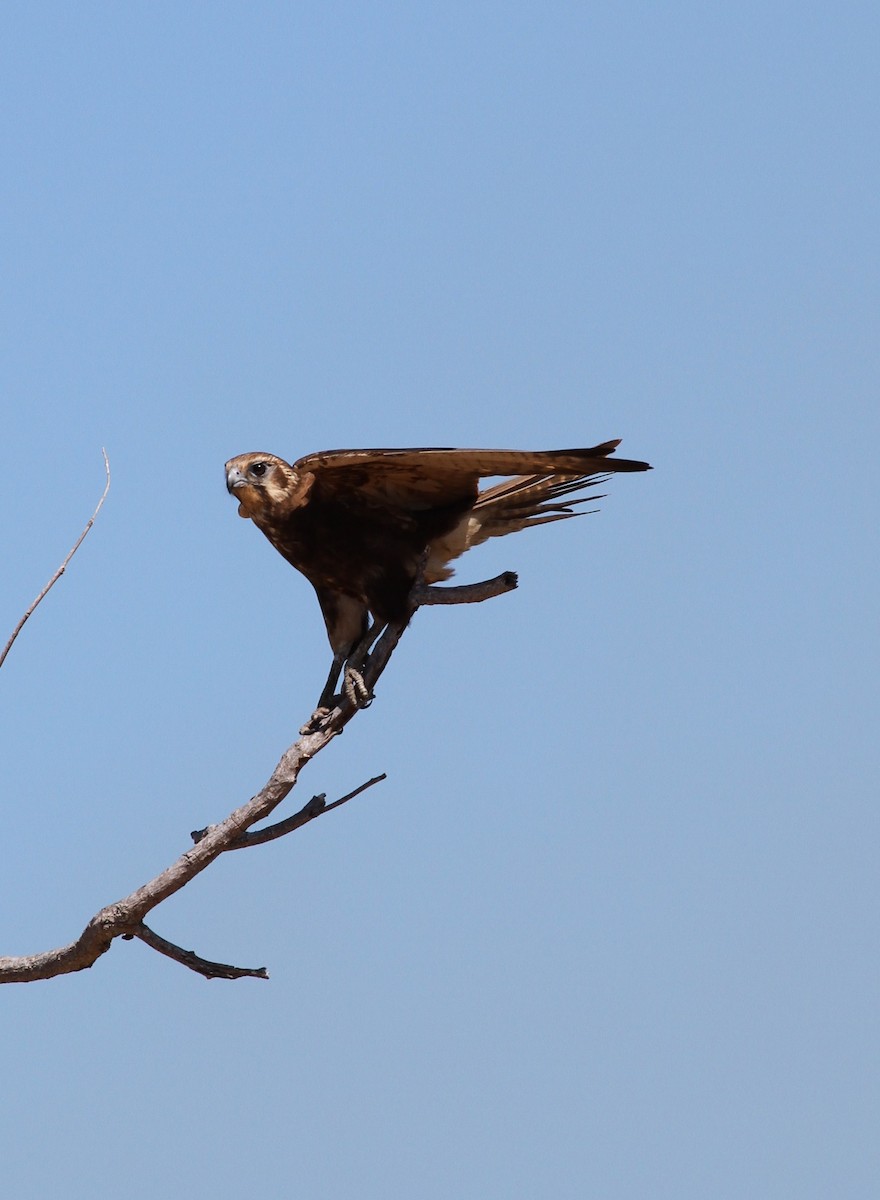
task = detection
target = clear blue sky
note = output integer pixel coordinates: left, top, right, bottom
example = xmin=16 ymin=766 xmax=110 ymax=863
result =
xmin=2 ymin=4 xmax=877 ymax=1197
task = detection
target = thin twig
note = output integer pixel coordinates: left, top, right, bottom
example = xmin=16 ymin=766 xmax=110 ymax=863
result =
xmin=0 ymin=449 xmax=111 ymax=671
xmin=132 ymin=923 xmax=268 ymax=980
xmin=226 ymin=774 xmax=388 ymax=849
xmin=323 ymin=773 xmax=388 ymax=813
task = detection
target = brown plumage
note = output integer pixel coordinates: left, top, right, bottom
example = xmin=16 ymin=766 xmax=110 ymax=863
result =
xmin=225 ymin=442 xmax=650 ymax=707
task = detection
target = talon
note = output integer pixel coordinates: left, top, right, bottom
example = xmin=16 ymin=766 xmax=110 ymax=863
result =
xmin=342 ymin=665 xmax=373 ymax=709
xmin=300 ymin=706 xmax=333 ymax=734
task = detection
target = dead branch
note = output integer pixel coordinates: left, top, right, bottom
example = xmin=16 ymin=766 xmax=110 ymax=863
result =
xmin=0 ymin=572 xmax=511 ymax=984
xmin=223 ymin=773 xmax=388 ymax=850
xmin=0 ymin=689 xmax=364 ymax=983
xmin=413 ymin=571 xmax=518 ymax=605
xmin=0 ymin=449 xmax=111 ymax=671
xmin=130 ymin=924 xmax=269 ymax=981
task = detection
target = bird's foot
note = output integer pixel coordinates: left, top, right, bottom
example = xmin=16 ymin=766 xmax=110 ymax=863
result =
xmin=342 ymin=664 xmax=373 ymax=709
xmin=300 ymin=707 xmax=334 ymax=734
xmin=300 ymin=667 xmax=372 ymax=734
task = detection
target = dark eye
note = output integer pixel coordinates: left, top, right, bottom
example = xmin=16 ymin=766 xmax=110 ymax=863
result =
xmin=250 ymin=462 xmax=268 ymax=478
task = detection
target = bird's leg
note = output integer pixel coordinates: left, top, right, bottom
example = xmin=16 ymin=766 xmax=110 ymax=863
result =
xmin=343 ymin=554 xmax=428 ymax=701
xmin=300 ymin=651 xmax=349 ymax=732
xmin=305 ymin=624 xmax=383 ymax=731
xmin=340 ymin=620 xmax=385 ymax=708
xmin=316 ymin=650 xmax=347 ymax=712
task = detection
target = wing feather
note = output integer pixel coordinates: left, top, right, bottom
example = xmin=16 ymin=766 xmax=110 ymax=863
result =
xmin=292 ymin=443 xmax=649 ymax=510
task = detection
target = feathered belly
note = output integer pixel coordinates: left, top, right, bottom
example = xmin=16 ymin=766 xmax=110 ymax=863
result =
xmin=259 ymin=503 xmax=470 ymax=619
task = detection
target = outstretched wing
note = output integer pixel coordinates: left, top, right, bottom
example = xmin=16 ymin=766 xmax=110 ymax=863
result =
xmin=293 ymin=442 xmax=650 ymax=511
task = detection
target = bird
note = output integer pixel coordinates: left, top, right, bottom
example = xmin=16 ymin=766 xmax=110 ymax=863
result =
xmin=225 ymin=442 xmax=650 ymax=713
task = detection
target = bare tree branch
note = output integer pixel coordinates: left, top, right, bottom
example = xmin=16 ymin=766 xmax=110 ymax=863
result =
xmin=220 ymin=774 xmax=388 ymax=850
xmin=0 ymin=698 xmax=355 ymax=983
xmin=413 ymin=571 xmax=518 ymax=606
xmin=130 ymin=924 xmax=269 ymax=981
xmin=0 ymin=449 xmax=111 ymax=671
xmin=0 ymin=569 xmax=512 ymax=985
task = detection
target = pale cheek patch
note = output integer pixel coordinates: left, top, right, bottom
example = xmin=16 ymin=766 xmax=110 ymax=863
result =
xmin=264 ymin=470 xmax=315 ymax=515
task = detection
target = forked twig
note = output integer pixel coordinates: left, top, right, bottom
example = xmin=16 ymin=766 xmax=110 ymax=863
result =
xmin=0 ymin=449 xmax=111 ymax=671
xmin=224 ymin=774 xmax=388 ymax=850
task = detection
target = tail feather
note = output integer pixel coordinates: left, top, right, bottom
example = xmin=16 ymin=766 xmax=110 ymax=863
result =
xmin=470 ymin=472 xmax=608 ymax=542
xmin=423 ymin=444 xmax=649 ymax=582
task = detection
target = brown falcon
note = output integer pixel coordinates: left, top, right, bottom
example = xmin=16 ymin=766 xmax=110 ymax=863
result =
xmin=225 ymin=442 xmax=650 ymax=710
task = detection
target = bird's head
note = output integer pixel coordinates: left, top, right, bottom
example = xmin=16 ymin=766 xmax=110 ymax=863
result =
xmin=225 ymin=453 xmax=313 ymax=522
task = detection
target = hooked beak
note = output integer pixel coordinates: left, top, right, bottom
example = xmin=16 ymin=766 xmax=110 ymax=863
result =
xmin=226 ymin=465 xmax=247 ymax=494
xmin=226 ymin=464 xmax=256 ymax=518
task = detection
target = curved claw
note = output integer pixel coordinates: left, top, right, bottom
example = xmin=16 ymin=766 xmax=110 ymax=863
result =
xmin=342 ymin=664 xmax=373 ymax=709
xmin=300 ymin=707 xmax=333 ymax=734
